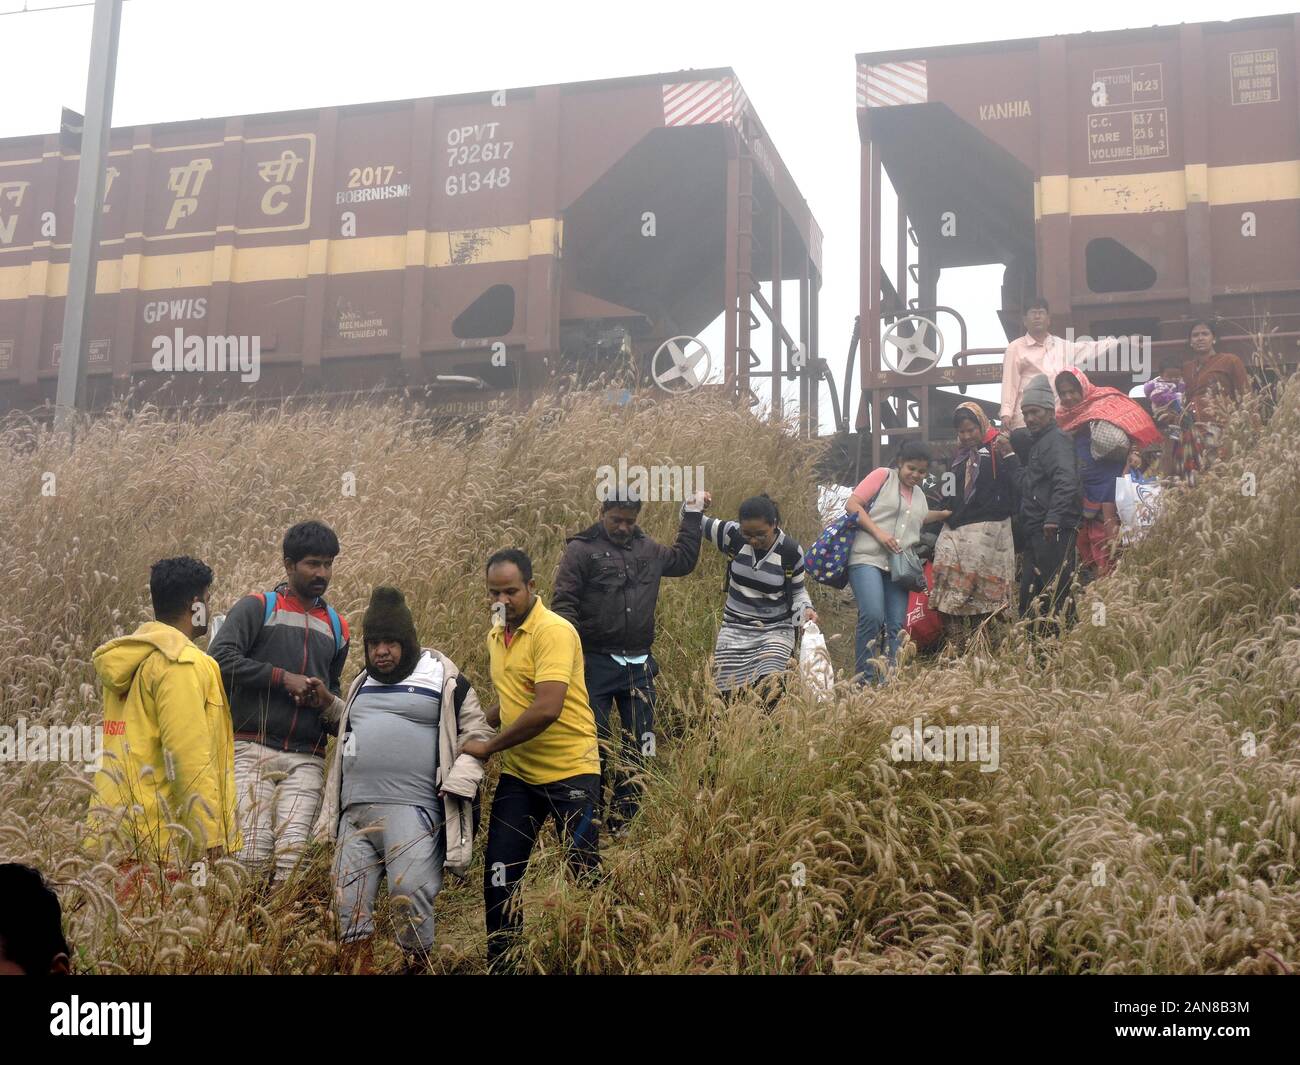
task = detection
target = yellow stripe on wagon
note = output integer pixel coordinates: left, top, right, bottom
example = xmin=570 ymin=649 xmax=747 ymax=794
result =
xmin=1033 ymin=160 xmax=1300 ymax=218
xmin=0 ymin=218 xmax=562 ymax=300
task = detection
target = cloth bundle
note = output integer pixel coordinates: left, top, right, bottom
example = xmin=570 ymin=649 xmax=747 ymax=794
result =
xmin=1089 ymin=418 xmax=1131 ymax=463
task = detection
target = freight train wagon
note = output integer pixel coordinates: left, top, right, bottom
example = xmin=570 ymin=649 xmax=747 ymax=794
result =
xmin=0 ymin=69 xmax=824 ymax=429
xmin=852 ymin=13 xmax=1300 ymax=467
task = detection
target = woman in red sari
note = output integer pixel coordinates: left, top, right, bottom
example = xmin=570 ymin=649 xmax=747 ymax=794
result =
xmin=1177 ymin=320 xmax=1250 ymax=483
xmin=1054 ymin=367 xmax=1161 ymax=580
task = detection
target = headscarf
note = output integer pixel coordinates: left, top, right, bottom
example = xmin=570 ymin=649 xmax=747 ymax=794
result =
xmin=1053 ymin=366 xmax=1161 ymax=448
xmin=952 ymin=401 xmax=992 ymax=503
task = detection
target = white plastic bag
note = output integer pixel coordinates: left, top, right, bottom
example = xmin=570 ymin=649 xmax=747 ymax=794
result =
xmin=799 ymin=622 xmax=835 ymax=699
xmin=1115 ymin=475 xmax=1162 ymax=546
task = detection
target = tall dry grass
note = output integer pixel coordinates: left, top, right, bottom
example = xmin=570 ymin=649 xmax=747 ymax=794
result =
xmin=0 ymin=380 xmax=1296 ymax=974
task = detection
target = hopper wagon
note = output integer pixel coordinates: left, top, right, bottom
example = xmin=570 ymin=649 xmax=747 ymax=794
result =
xmin=0 ymin=69 xmax=825 ymax=430
xmin=851 ymin=14 xmax=1300 ymax=469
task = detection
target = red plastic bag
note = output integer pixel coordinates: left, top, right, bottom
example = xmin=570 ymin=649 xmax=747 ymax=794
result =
xmin=905 ymin=561 xmax=942 ymax=650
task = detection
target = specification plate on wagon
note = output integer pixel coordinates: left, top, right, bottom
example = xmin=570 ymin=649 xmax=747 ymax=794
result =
xmin=1087 ymin=107 xmax=1170 ymax=164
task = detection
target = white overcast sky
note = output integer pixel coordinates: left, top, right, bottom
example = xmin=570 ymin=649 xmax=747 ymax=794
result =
xmin=2 ymin=0 xmax=1293 ymax=427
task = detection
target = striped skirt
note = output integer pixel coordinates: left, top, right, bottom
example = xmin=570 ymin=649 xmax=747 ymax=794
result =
xmin=713 ymin=621 xmax=797 ymax=692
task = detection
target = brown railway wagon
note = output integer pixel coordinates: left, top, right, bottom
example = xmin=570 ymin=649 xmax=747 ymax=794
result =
xmin=0 ymin=69 xmax=823 ymax=425
xmin=855 ymin=14 xmax=1300 ymax=466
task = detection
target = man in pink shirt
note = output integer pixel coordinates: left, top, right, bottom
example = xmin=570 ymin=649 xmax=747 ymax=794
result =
xmin=1000 ymin=298 xmax=1127 ymax=431
xmin=1000 ymin=299 xmax=1074 ymax=431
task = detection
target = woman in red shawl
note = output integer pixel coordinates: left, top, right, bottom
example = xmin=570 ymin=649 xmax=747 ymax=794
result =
xmin=1054 ymin=367 xmax=1160 ymax=581
xmin=1177 ymin=320 xmax=1251 ymax=483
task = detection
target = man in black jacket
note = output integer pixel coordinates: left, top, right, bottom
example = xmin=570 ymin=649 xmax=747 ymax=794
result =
xmin=552 ymin=488 xmax=710 ymax=833
xmin=996 ymin=374 xmax=1082 ymax=628
xmin=209 ymin=520 xmax=350 ymax=886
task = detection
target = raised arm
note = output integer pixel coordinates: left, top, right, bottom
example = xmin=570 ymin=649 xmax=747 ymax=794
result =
xmin=701 ymin=515 xmax=739 ymax=555
xmin=658 ymin=497 xmax=706 ymax=577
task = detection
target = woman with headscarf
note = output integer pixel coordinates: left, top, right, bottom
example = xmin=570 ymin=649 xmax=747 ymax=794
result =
xmin=1177 ymin=320 xmax=1251 ymax=483
xmin=930 ymin=402 xmax=1017 ymax=651
xmin=1054 ymin=366 xmax=1161 ymax=581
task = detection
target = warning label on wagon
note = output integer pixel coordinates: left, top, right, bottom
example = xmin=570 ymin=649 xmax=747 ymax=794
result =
xmin=1087 ymin=107 xmax=1169 ymax=165
xmin=1230 ymin=49 xmax=1279 ymax=105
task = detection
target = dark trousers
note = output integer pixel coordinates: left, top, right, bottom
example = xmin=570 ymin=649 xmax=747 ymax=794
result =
xmin=1018 ymin=526 xmax=1078 ymax=630
xmin=483 ymin=772 xmax=600 ymax=971
xmin=585 ymin=653 xmax=657 ymax=826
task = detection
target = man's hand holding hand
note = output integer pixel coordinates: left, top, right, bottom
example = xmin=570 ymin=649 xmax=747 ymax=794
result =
xmin=459 ymin=738 xmax=492 ymax=761
xmin=283 ymin=672 xmax=313 ymax=705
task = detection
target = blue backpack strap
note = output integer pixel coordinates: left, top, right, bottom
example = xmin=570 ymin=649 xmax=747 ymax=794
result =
xmin=326 ymin=604 xmax=343 ymax=652
xmin=262 ymin=590 xmax=277 ymax=625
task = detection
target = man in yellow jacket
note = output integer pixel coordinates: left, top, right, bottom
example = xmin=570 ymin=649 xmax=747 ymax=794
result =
xmin=86 ymin=557 xmax=241 ymax=870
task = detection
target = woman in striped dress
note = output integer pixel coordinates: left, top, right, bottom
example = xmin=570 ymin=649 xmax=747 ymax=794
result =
xmin=701 ymin=494 xmax=817 ymax=701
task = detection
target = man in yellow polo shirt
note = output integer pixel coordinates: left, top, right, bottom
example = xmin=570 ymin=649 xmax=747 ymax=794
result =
xmin=460 ymin=547 xmax=601 ymax=972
